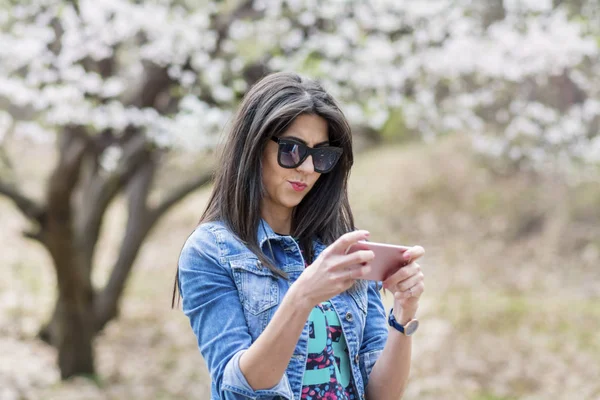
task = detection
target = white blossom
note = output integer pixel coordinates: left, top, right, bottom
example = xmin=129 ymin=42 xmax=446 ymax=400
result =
xmin=14 ymin=121 xmax=54 ymax=143
xmin=0 ymin=0 xmax=597 ymax=167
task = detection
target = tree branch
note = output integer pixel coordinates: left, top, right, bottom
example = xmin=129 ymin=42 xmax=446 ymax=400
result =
xmin=48 ymin=125 xmax=91 ymax=209
xmin=0 ymin=180 xmax=45 ymax=223
xmin=133 ymin=62 xmax=174 ymax=111
xmin=23 ymin=229 xmax=45 ymax=242
xmin=94 ymin=165 xmax=212 ymax=331
xmin=94 ymin=158 xmax=155 ymax=331
xmin=76 ymin=133 xmax=149 ymax=263
xmin=150 ymin=170 xmax=213 ymax=222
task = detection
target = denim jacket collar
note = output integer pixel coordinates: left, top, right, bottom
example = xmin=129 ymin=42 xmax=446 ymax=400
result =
xmin=257 ymin=218 xmax=282 ymax=249
xmin=257 ymin=218 xmax=327 ymax=258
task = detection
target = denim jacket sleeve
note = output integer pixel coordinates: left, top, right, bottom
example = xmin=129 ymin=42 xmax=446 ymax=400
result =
xmin=178 ymin=226 xmax=293 ymax=399
xmin=358 ymin=281 xmax=389 ymax=389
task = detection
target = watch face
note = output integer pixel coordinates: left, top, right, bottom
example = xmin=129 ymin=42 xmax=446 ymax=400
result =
xmin=405 ymin=320 xmax=419 ymax=336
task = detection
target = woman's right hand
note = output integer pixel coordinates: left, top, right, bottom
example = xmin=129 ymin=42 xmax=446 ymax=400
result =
xmin=291 ymin=230 xmax=374 ymax=308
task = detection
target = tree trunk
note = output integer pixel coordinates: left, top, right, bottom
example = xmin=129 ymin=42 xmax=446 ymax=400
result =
xmin=37 ymin=294 xmax=96 ymax=378
xmin=42 ymin=217 xmax=97 ymax=379
xmin=21 ymin=125 xmax=213 ymax=379
xmin=44 ymin=211 xmax=97 ymax=378
xmin=39 ymin=126 xmax=97 ymax=378
xmin=55 ymin=293 xmax=96 ymax=379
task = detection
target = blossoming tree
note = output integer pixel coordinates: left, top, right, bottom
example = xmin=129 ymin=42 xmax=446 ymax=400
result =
xmin=0 ymin=0 xmax=597 ymax=378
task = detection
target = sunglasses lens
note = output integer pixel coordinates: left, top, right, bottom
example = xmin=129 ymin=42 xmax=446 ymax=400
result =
xmin=279 ymin=141 xmax=306 ymax=167
xmin=313 ymin=149 xmax=340 ymax=173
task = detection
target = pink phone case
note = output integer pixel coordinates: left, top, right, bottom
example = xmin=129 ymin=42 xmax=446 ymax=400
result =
xmin=345 ymin=240 xmax=410 ymax=281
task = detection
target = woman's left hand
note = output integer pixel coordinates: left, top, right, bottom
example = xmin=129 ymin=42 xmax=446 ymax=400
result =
xmin=382 ymin=246 xmax=425 ymax=319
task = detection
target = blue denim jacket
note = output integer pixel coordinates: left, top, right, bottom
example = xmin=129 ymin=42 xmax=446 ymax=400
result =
xmin=178 ymin=220 xmax=389 ymax=400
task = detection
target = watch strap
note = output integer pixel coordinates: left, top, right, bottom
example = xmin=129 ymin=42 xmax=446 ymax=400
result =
xmin=388 ymin=308 xmax=418 ymax=336
xmin=388 ymin=308 xmax=406 ymax=334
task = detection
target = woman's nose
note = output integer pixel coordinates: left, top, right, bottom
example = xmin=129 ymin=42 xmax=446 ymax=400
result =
xmin=296 ymin=154 xmax=316 ymax=173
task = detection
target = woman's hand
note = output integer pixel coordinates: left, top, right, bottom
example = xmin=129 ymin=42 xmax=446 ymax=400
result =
xmin=291 ymin=230 xmax=374 ymax=308
xmin=382 ymin=246 xmax=425 ymax=321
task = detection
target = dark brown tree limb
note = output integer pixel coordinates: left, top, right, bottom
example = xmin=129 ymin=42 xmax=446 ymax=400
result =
xmin=47 ymin=125 xmax=92 ymax=284
xmin=49 ymin=126 xmax=91 ymax=209
xmin=0 ymin=180 xmax=45 ymax=223
xmin=150 ymin=170 xmax=213 ymax=222
xmin=94 ymin=157 xmax=155 ymax=331
xmin=23 ymin=229 xmax=44 ymax=243
xmin=76 ymin=133 xmax=149 ymax=266
xmin=46 ymin=124 xmax=94 ymax=315
xmin=135 ymin=63 xmax=174 ymax=111
xmin=94 ymin=165 xmax=212 ymax=331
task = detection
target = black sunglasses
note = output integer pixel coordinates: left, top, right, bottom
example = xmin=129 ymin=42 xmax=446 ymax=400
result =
xmin=270 ymin=137 xmax=343 ymax=174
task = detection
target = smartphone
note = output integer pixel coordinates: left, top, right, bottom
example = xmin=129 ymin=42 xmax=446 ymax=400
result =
xmin=345 ymin=240 xmax=411 ymax=281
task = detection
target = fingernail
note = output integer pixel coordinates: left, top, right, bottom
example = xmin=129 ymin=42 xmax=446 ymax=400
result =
xmin=404 ymin=251 xmax=412 ymax=259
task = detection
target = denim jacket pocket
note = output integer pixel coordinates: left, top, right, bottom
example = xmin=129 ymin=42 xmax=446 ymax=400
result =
xmin=230 ymin=258 xmax=279 ymax=317
xmin=347 ymin=279 xmax=369 ymax=315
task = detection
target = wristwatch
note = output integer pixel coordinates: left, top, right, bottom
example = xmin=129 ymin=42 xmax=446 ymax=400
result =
xmin=388 ymin=308 xmax=419 ymax=336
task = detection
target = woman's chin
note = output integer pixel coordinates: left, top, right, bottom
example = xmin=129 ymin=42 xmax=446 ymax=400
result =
xmin=279 ymin=195 xmax=305 ymax=209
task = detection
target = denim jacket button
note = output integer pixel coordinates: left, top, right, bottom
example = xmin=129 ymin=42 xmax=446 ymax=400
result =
xmin=354 ymin=354 xmax=359 ymax=364
xmin=256 ymin=260 xmax=263 ymax=269
xmin=345 ymin=312 xmax=353 ymax=322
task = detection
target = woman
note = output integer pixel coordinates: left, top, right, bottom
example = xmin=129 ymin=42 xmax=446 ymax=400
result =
xmin=174 ymin=72 xmax=425 ymax=400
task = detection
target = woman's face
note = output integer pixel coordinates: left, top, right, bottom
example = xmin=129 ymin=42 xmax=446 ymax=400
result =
xmin=261 ymin=113 xmax=329 ymax=217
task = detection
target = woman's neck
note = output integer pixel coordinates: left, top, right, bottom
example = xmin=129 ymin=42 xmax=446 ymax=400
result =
xmin=261 ymin=205 xmax=293 ymax=235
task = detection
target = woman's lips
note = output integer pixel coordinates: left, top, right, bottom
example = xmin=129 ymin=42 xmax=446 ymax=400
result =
xmin=289 ymin=181 xmax=307 ymax=191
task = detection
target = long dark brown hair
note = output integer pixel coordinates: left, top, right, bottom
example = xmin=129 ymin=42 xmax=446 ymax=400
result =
xmin=172 ymin=71 xmax=355 ymax=307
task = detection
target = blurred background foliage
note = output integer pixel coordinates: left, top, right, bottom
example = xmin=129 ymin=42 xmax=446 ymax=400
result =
xmin=0 ymin=0 xmax=599 ymax=399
